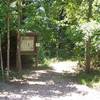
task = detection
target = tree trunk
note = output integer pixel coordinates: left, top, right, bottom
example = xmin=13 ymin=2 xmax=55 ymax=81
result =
xmin=16 ymin=32 xmax=22 ymax=71
xmin=85 ymin=36 xmax=91 ymax=73
xmin=57 ymin=7 xmax=66 ymax=58
xmin=6 ymin=0 xmax=10 ymax=79
xmin=0 ymin=33 xmax=4 ymax=80
xmin=87 ymin=0 xmax=93 ymax=21
xmin=16 ymin=0 xmax=22 ymax=71
xmin=85 ymin=0 xmax=94 ymax=73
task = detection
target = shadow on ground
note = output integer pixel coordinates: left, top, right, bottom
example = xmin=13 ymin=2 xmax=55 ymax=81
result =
xmin=0 ymin=69 xmax=88 ymax=100
xmin=1 ymin=59 xmax=100 ymax=100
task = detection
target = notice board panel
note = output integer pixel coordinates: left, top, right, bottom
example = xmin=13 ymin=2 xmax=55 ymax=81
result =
xmin=20 ymin=36 xmax=34 ymax=52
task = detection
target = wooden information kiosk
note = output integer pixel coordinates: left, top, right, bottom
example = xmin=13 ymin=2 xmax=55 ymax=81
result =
xmin=20 ymin=32 xmax=37 ymax=54
xmin=17 ymin=32 xmax=38 ymax=70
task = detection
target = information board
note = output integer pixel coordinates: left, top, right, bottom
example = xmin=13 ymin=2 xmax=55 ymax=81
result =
xmin=20 ymin=36 xmax=34 ymax=52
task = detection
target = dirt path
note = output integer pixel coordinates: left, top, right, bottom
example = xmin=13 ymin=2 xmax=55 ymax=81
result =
xmin=0 ymin=61 xmax=100 ymax=100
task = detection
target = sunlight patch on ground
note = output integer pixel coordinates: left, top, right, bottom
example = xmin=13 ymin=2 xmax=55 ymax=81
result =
xmin=10 ymin=78 xmax=24 ymax=83
xmin=26 ymin=81 xmax=46 ymax=85
xmin=22 ymin=70 xmax=48 ymax=80
xmin=0 ymin=92 xmax=22 ymax=100
xmin=49 ymin=60 xmax=78 ymax=73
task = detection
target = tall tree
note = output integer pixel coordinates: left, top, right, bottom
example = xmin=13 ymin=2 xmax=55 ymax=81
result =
xmin=0 ymin=31 xmax=4 ymax=80
xmin=85 ymin=0 xmax=94 ymax=73
xmin=16 ymin=0 xmax=22 ymax=71
xmin=6 ymin=0 xmax=10 ymax=79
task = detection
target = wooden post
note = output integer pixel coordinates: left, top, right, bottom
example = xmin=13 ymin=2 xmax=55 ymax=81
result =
xmin=35 ymin=48 xmax=38 ymax=68
xmin=34 ymin=35 xmax=38 ymax=68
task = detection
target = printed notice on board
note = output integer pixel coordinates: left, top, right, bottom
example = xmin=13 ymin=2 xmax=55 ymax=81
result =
xmin=21 ymin=37 xmax=34 ymax=51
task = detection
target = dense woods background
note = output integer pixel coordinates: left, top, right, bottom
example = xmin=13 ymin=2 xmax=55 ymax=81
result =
xmin=0 ymin=0 xmax=100 ymax=79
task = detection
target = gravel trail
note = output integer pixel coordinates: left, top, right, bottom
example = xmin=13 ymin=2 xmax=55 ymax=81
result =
xmin=0 ymin=61 xmax=100 ymax=100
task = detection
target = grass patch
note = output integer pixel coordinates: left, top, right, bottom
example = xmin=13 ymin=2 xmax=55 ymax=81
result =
xmin=0 ymin=70 xmax=7 ymax=80
xmin=76 ymin=70 xmax=100 ymax=87
xmin=0 ymin=70 xmax=3 ymax=80
xmin=37 ymin=58 xmax=52 ymax=70
xmin=37 ymin=64 xmax=52 ymax=70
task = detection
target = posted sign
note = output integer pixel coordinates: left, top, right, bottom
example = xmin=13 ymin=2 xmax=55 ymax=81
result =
xmin=20 ymin=36 xmax=34 ymax=52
